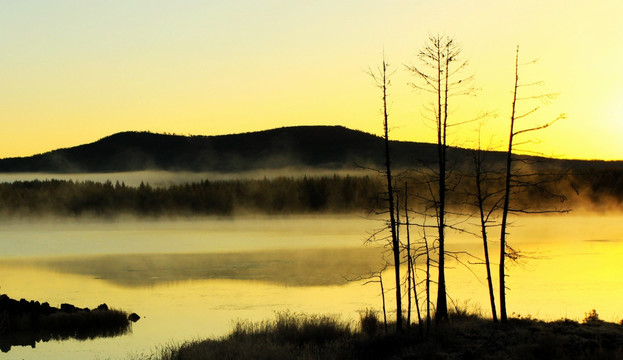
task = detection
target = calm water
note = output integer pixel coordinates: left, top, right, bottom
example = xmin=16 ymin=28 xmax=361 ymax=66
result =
xmin=0 ymin=214 xmax=622 ymax=359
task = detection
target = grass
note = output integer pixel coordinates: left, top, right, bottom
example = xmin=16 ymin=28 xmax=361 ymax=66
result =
xmin=132 ymin=308 xmax=623 ymax=360
xmin=150 ymin=313 xmax=358 ymax=360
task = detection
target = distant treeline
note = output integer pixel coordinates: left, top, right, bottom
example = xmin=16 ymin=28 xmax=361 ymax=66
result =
xmin=568 ymin=167 xmax=623 ymax=206
xmin=0 ymin=170 xmax=619 ymax=218
xmin=0 ymin=176 xmax=384 ymax=217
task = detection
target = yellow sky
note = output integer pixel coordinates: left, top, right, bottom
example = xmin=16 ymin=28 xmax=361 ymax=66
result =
xmin=1 ymin=1 xmax=622 ymax=160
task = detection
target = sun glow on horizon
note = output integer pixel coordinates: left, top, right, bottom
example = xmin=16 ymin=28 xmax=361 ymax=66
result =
xmin=1 ymin=1 xmax=622 ymax=160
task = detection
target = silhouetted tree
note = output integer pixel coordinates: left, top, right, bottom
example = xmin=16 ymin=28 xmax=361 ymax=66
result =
xmin=471 ymin=140 xmax=501 ymax=322
xmin=407 ymin=35 xmax=472 ymax=322
xmin=403 ymin=182 xmax=423 ymax=331
xmin=360 ymin=266 xmax=389 ymax=334
xmin=367 ymin=53 xmax=403 ymax=332
xmin=498 ymin=46 xmax=566 ymax=322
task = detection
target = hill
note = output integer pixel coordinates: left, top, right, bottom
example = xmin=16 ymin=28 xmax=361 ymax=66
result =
xmin=0 ymin=126 xmax=620 ymax=173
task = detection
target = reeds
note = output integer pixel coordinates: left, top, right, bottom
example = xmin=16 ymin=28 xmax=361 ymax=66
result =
xmin=138 ymin=308 xmax=623 ymax=360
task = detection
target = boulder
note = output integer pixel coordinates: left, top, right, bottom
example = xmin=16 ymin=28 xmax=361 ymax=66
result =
xmin=128 ymin=313 xmax=140 ymax=322
xmin=60 ymin=303 xmax=79 ymax=313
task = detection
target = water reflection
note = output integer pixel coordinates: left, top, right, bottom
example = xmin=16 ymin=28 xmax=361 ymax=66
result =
xmin=0 ymin=214 xmax=622 ymax=359
xmin=0 ymin=301 xmax=132 ymax=353
xmin=6 ymin=247 xmax=386 ymax=287
xmin=0 ymin=260 xmax=383 ymax=360
xmin=0 ymin=323 xmax=131 ymax=353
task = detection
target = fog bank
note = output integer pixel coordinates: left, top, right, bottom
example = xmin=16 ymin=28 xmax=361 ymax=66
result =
xmin=0 ymin=168 xmax=376 ymax=187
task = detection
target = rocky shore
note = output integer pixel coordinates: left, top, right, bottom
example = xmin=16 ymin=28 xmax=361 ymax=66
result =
xmin=0 ymin=294 xmax=136 ymax=352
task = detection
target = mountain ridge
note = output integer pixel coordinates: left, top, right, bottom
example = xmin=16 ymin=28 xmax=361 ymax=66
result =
xmin=0 ymin=126 xmax=620 ymax=173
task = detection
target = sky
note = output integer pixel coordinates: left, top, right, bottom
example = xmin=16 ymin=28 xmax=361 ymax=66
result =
xmin=1 ymin=0 xmax=622 ymax=160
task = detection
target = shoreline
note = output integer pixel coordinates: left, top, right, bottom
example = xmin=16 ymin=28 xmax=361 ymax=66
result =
xmin=0 ymin=294 xmax=136 ymax=353
xmin=134 ymin=310 xmax=623 ymax=360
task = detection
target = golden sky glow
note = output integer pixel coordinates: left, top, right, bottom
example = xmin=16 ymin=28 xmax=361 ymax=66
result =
xmin=1 ymin=0 xmax=622 ymax=160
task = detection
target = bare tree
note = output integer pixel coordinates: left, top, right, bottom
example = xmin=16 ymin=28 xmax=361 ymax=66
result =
xmin=419 ymin=205 xmax=433 ymax=331
xmin=368 ymin=54 xmax=403 ymax=332
xmin=471 ymin=140 xmax=502 ymax=322
xmin=407 ymin=35 xmax=471 ymax=322
xmin=348 ymin=263 xmax=390 ymax=334
xmin=399 ymin=181 xmax=425 ymax=331
xmin=498 ymin=46 xmax=566 ymax=322
xmin=362 ymin=268 xmax=389 ymax=333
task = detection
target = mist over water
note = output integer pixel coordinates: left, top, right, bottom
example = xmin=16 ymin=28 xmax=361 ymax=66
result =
xmin=9 ymin=248 xmax=385 ymax=287
xmin=0 ymin=216 xmax=374 ymax=257
xmin=1 ymin=210 xmax=622 ymax=358
xmin=0 ymin=216 xmax=385 ymax=359
xmin=0 ymin=168 xmax=375 ymax=187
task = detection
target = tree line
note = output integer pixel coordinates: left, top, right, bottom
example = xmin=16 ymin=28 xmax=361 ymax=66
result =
xmin=0 ymin=176 xmax=383 ymax=217
xmin=0 ymin=168 xmax=617 ymax=218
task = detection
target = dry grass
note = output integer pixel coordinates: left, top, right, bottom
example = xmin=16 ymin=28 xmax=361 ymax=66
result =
xmin=136 ymin=309 xmax=623 ymax=360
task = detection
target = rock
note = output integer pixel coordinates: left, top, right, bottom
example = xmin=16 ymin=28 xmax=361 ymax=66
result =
xmin=60 ymin=303 xmax=79 ymax=313
xmin=40 ymin=302 xmax=55 ymax=315
xmin=0 ymin=294 xmax=133 ymax=352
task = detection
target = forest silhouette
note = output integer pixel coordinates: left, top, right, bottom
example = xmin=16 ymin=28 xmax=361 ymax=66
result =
xmin=0 ymin=168 xmax=619 ymax=218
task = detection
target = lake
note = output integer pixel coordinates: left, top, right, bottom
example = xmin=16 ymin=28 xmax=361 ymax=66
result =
xmin=0 ymin=213 xmax=622 ymax=359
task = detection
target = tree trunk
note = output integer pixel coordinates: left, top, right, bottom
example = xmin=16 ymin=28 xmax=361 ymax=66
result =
xmin=434 ymin=37 xmax=449 ymax=323
xmin=499 ymin=46 xmax=520 ymax=323
xmin=474 ymin=149 xmax=498 ymax=322
xmin=379 ymin=58 xmax=402 ymax=333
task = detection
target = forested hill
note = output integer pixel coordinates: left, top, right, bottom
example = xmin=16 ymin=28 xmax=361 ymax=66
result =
xmin=0 ymin=126 xmax=438 ymax=172
xmin=0 ymin=126 xmax=619 ymax=173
